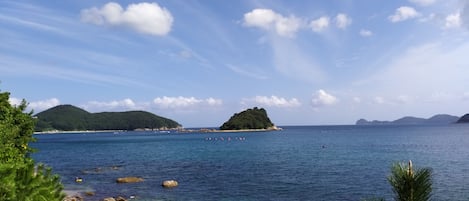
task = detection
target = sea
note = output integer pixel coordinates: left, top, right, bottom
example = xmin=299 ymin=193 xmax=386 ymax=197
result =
xmin=31 ymin=125 xmax=469 ymax=201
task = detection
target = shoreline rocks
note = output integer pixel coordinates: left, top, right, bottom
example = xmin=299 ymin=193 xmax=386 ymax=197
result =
xmin=103 ymin=196 xmax=127 ymax=201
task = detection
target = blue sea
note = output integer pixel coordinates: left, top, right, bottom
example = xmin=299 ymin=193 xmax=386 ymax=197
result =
xmin=32 ymin=125 xmax=469 ymax=201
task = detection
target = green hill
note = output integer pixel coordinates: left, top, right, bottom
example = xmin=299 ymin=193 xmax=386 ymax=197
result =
xmin=220 ymin=107 xmax=275 ymax=130
xmin=34 ymin=105 xmax=181 ymax=132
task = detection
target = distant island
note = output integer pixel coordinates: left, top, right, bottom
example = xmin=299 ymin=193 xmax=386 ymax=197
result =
xmin=356 ymin=114 xmax=460 ymax=125
xmin=457 ymin=114 xmax=469 ymax=123
xmin=34 ymin=105 xmax=181 ymax=132
xmin=220 ymin=107 xmax=279 ymax=130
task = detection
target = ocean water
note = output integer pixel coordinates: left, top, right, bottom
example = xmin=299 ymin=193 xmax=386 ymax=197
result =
xmin=31 ymin=125 xmax=469 ymax=201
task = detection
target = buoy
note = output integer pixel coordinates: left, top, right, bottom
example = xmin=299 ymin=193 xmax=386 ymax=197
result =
xmin=75 ymin=177 xmax=83 ymax=183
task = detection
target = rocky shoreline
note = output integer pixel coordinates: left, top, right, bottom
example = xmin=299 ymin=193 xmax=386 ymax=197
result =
xmin=62 ymin=175 xmax=179 ymax=201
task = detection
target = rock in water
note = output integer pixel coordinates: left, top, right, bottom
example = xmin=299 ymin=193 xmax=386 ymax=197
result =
xmin=115 ymin=196 xmax=127 ymax=201
xmin=116 ymin=177 xmax=144 ymax=183
xmin=162 ymin=180 xmax=178 ymax=188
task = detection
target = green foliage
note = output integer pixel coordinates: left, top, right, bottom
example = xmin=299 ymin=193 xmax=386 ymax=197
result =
xmin=388 ymin=161 xmax=432 ymax=201
xmin=0 ymin=92 xmax=35 ymax=163
xmin=220 ymin=107 xmax=274 ymax=130
xmin=35 ymin=105 xmax=181 ymax=131
xmin=0 ymin=161 xmax=64 ymax=201
xmin=0 ymin=91 xmax=65 ymax=201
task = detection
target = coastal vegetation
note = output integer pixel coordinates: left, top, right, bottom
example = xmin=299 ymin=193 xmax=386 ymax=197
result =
xmin=34 ymin=104 xmax=181 ymax=132
xmin=220 ymin=107 xmax=275 ymax=130
xmin=0 ymin=90 xmax=65 ymax=200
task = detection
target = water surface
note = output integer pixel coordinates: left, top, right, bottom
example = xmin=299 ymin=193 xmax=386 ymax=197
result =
xmin=32 ymin=125 xmax=469 ymax=200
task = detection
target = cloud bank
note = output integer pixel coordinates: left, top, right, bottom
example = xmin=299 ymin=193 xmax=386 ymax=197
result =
xmin=153 ymin=96 xmax=222 ymax=109
xmin=243 ymin=9 xmax=353 ymax=37
xmin=83 ymin=98 xmax=139 ymax=111
xmin=243 ymin=95 xmax=301 ymax=108
xmin=81 ymin=2 xmax=173 ymax=36
xmin=9 ymin=97 xmax=60 ymax=112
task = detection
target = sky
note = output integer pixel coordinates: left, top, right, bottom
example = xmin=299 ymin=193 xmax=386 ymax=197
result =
xmin=1 ymin=0 xmax=469 ymax=127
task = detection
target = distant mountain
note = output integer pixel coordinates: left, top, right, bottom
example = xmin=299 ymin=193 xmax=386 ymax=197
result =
xmin=457 ymin=114 xmax=469 ymax=123
xmin=356 ymin=114 xmax=459 ymax=125
xmin=220 ymin=107 xmax=275 ymax=130
xmin=34 ymin=105 xmax=181 ymax=132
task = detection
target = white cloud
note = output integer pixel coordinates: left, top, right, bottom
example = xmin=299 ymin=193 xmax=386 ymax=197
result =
xmin=29 ymin=98 xmax=61 ymax=111
xmin=244 ymin=95 xmax=301 ymax=108
xmin=243 ymin=8 xmax=301 ymax=37
xmin=310 ymin=16 xmax=329 ymax=32
xmin=8 ymin=97 xmax=22 ymax=106
xmin=81 ymin=2 xmax=173 ymax=36
xmin=359 ymin=29 xmax=373 ymax=37
xmin=275 ymin=15 xmax=301 ymax=37
xmin=311 ymin=90 xmax=338 ymax=107
xmin=153 ymin=96 xmax=222 ymax=109
xmin=445 ymin=12 xmax=461 ymax=29
xmin=243 ymin=8 xmax=278 ymax=29
xmin=409 ymin=0 xmax=436 ymax=6
xmin=9 ymin=98 xmax=61 ymax=112
xmin=206 ymin=98 xmax=223 ymax=106
xmin=83 ymin=98 xmax=139 ymax=111
xmin=335 ymin=13 xmax=352 ymax=29
xmin=389 ymin=6 xmax=420 ymax=22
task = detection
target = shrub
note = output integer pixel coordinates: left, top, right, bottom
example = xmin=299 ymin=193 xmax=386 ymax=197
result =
xmin=388 ymin=160 xmax=432 ymax=201
xmin=0 ymin=90 xmax=65 ymax=201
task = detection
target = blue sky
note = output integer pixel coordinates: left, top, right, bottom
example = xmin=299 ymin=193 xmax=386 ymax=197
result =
xmin=1 ymin=0 xmax=469 ymax=127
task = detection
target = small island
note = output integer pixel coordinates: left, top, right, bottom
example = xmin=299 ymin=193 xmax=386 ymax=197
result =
xmin=34 ymin=105 xmax=181 ymax=132
xmin=219 ymin=107 xmax=280 ymax=131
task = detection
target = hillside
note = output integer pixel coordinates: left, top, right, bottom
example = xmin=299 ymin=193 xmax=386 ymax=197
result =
xmin=34 ymin=105 xmax=181 ymax=132
xmin=356 ymin=114 xmax=459 ymax=125
xmin=457 ymin=114 xmax=469 ymax=123
xmin=220 ymin=107 xmax=275 ymax=130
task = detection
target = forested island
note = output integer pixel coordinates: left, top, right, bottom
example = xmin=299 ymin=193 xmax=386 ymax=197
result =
xmin=457 ymin=114 xmax=469 ymax=123
xmin=356 ymin=114 xmax=459 ymax=125
xmin=220 ymin=107 xmax=278 ymax=130
xmin=34 ymin=105 xmax=181 ymax=132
